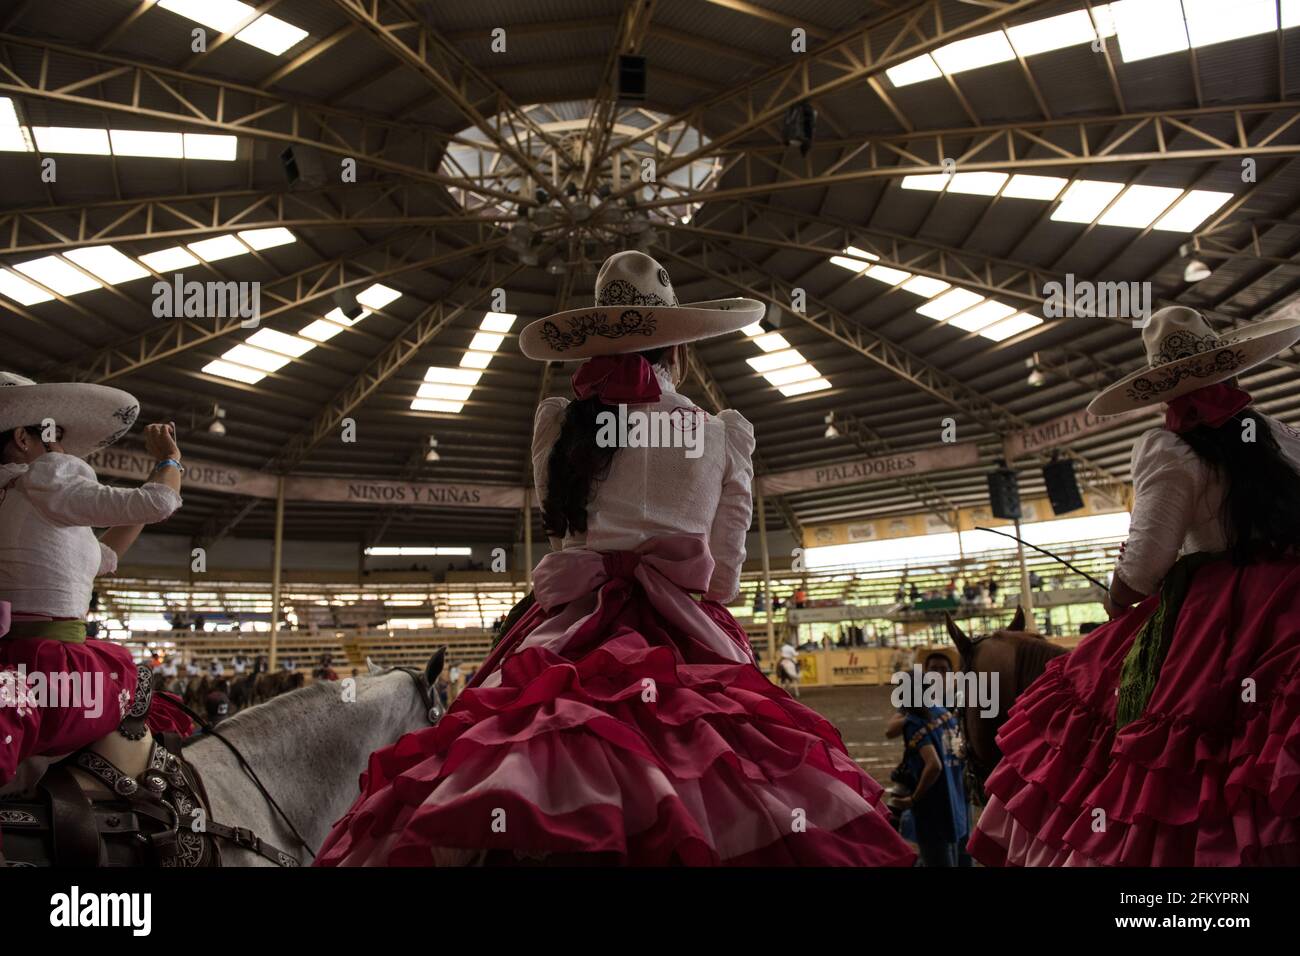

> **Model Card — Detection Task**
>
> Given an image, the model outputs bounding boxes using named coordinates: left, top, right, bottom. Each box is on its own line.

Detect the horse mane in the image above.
left=1012, top=632, right=1068, bottom=691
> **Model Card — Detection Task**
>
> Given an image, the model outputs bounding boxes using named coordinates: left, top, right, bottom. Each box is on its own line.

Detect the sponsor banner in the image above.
left=89, top=448, right=277, bottom=499
left=758, top=441, right=980, bottom=497
left=284, top=476, right=525, bottom=510
left=1003, top=406, right=1154, bottom=461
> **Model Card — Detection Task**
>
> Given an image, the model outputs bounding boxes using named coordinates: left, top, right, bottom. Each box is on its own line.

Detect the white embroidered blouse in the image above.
left=1114, top=417, right=1300, bottom=596
left=0, top=453, right=182, bottom=618
left=531, top=366, right=755, bottom=603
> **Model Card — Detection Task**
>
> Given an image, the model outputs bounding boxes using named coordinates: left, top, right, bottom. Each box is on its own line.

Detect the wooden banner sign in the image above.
left=757, top=441, right=981, bottom=497
left=88, top=448, right=278, bottom=499
left=1003, top=406, right=1154, bottom=461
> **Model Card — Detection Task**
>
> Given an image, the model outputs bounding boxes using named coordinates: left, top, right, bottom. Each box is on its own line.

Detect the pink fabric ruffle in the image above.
left=316, top=571, right=914, bottom=867
left=970, top=557, right=1300, bottom=867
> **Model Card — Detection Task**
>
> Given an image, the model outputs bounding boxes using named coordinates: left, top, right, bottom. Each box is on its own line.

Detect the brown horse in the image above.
left=944, top=607, right=1070, bottom=803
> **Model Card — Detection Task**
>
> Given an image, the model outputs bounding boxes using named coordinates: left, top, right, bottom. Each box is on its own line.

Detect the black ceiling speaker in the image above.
left=987, top=461, right=1022, bottom=521
left=782, top=101, right=817, bottom=156
left=617, top=54, right=647, bottom=101
left=281, top=145, right=325, bottom=187
left=1043, top=454, right=1085, bottom=515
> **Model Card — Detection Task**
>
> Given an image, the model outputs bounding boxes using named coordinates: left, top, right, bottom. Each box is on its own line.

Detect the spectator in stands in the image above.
left=232, top=654, right=248, bottom=675
left=793, top=587, right=807, bottom=609
left=987, top=578, right=999, bottom=603
left=208, top=658, right=222, bottom=678
left=185, top=658, right=199, bottom=677
left=313, top=653, right=339, bottom=681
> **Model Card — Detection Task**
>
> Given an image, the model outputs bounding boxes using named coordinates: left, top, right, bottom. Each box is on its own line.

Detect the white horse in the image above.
left=3, top=651, right=444, bottom=867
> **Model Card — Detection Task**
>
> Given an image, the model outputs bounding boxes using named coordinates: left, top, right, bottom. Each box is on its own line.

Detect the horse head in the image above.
left=945, top=606, right=1061, bottom=802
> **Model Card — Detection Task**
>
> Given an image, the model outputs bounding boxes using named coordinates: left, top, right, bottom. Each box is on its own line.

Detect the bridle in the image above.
left=957, top=635, right=997, bottom=807
left=175, top=662, right=439, bottom=863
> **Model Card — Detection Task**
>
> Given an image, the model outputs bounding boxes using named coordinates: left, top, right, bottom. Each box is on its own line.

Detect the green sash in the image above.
left=1115, top=551, right=1223, bottom=729
left=3, top=619, right=88, bottom=643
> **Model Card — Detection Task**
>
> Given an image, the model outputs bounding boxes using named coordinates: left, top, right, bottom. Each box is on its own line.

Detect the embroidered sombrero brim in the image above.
left=1088, top=316, right=1300, bottom=416
left=518, top=297, right=765, bottom=360
left=0, top=381, right=140, bottom=458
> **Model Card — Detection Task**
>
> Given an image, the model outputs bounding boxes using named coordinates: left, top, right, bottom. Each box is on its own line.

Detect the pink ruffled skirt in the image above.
left=315, top=565, right=914, bottom=867
left=970, top=556, right=1300, bottom=866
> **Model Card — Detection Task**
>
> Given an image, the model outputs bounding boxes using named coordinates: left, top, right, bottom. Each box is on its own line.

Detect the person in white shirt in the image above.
left=314, top=251, right=915, bottom=867
left=969, top=304, right=1300, bottom=867
left=0, top=372, right=188, bottom=787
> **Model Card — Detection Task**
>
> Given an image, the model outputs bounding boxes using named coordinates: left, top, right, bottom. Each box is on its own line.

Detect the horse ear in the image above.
left=425, top=646, right=447, bottom=686
left=944, top=612, right=973, bottom=657
left=366, top=656, right=384, bottom=676
left=1009, top=606, right=1026, bottom=632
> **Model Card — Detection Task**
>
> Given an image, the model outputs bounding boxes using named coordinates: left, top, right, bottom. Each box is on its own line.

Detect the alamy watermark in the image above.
left=595, top=404, right=705, bottom=459
left=890, top=664, right=1000, bottom=718
left=1043, top=273, right=1153, bottom=328
left=152, top=273, right=261, bottom=328
left=1, top=665, right=115, bottom=719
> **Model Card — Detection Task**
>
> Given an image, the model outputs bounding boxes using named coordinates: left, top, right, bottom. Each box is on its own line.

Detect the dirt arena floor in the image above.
left=797, top=684, right=901, bottom=786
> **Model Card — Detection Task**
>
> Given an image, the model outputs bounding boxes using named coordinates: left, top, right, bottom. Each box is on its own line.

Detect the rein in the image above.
left=957, top=635, right=995, bottom=805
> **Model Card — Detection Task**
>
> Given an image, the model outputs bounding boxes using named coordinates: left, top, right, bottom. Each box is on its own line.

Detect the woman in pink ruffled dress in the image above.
left=970, top=305, right=1300, bottom=866
left=315, top=252, right=914, bottom=866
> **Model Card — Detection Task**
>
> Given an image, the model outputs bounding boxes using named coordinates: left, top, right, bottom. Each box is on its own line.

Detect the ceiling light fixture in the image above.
left=824, top=412, right=840, bottom=439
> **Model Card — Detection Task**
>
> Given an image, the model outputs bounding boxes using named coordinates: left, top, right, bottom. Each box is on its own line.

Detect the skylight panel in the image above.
left=779, top=378, right=831, bottom=397
left=323, top=307, right=367, bottom=327
left=900, top=275, right=951, bottom=298
left=830, top=255, right=871, bottom=273
left=468, top=332, right=504, bottom=352
left=459, top=351, right=492, bottom=369
left=299, top=318, right=347, bottom=342
left=14, top=256, right=102, bottom=295
left=886, top=54, right=942, bottom=87
left=417, top=383, right=474, bottom=403
left=946, top=172, right=1009, bottom=196
left=1051, top=180, right=1125, bottom=223
left=843, top=246, right=879, bottom=261
left=187, top=235, right=249, bottom=262
left=158, top=0, right=255, bottom=34
left=139, top=246, right=200, bottom=273
left=742, top=322, right=765, bottom=337
left=0, top=98, right=33, bottom=152
left=1285, top=0, right=1300, bottom=29
left=746, top=349, right=805, bottom=373
left=479, top=312, right=517, bottom=332
left=63, top=246, right=149, bottom=284
left=1001, top=174, right=1068, bottom=200
left=1007, top=10, right=1102, bottom=57
left=222, top=343, right=291, bottom=373
left=1151, top=189, right=1233, bottom=232
left=236, top=14, right=309, bottom=55
left=762, top=364, right=819, bottom=387
left=357, top=284, right=402, bottom=310
left=947, top=299, right=1016, bottom=332
left=1183, top=0, right=1276, bottom=48
left=753, top=333, right=791, bottom=352
left=31, top=127, right=111, bottom=155
left=237, top=227, right=295, bottom=250
left=1096, top=184, right=1182, bottom=228
left=917, top=288, right=983, bottom=320
left=864, top=265, right=912, bottom=285
left=183, top=133, right=238, bottom=161
left=109, top=130, right=183, bottom=158
left=424, top=367, right=483, bottom=386
left=981, top=312, right=1044, bottom=342
left=202, top=359, right=265, bottom=384
left=901, top=174, right=949, bottom=192
left=1109, top=0, right=1190, bottom=62
left=411, top=398, right=465, bottom=413
left=0, top=269, right=54, bottom=305
left=246, top=328, right=314, bottom=357
left=932, top=31, right=1017, bottom=75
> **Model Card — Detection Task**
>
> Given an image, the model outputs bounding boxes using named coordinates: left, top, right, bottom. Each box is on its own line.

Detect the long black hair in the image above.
left=541, top=346, right=672, bottom=538
left=1178, top=405, right=1300, bottom=564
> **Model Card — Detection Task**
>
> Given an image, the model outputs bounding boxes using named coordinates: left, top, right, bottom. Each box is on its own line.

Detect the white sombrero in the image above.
left=518, top=251, right=764, bottom=360
left=1088, top=304, right=1300, bottom=416
left=0, top=371, right=140, bottom=458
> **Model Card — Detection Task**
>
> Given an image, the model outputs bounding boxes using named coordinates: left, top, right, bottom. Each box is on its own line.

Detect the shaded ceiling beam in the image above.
left=0, top=34, right=518, bottom=205
left=597, top=0, right=1053, bottom=199
left=657, top=238, right=1130, bottom=509
left=0, top=181, right=513, bottom=255
left=331, top=0, right=578, bottom=189
left=580, top=0, right=656, bottom=195
left=50, top=234, right=507, bottom=382
left=639, top=99, right=1300, bottom=208
left=257, top=23, right=361, bottom=89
